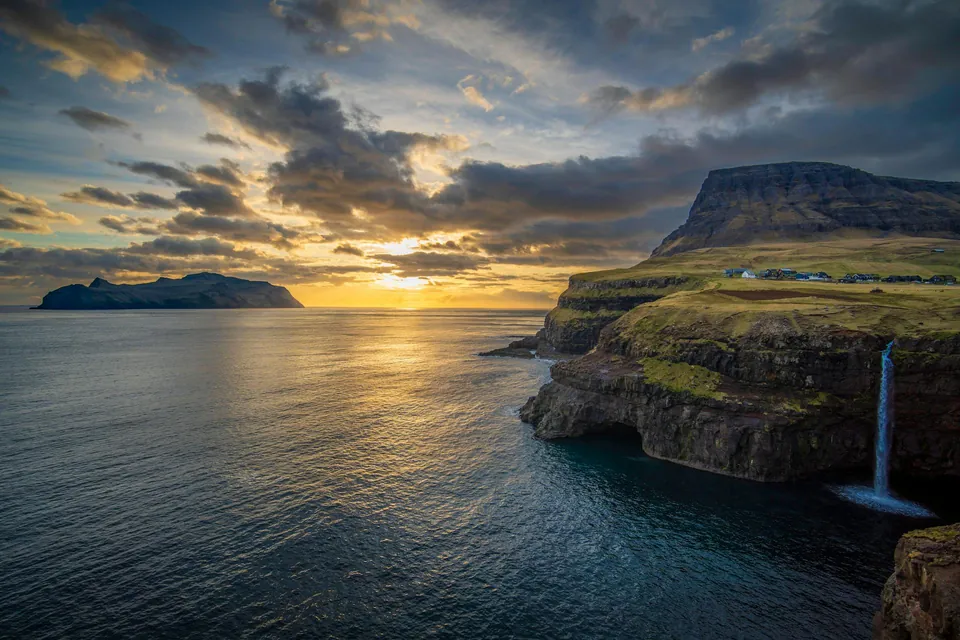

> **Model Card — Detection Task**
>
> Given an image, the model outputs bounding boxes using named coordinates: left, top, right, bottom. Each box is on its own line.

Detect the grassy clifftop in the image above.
left=542, top=237, right=960, bottom=354
left=575, top=237, right=960, bottom=283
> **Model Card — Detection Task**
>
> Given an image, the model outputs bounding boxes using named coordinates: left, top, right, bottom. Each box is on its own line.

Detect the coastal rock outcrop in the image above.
left=521, top=290, right=960, bottom=481
left=874, top=524, right=960, bottom=640
left=34, top=272, right=304, bottom=309
left=516, top=162, right=960, bottom=482
left=652, top=162, right=960, bottom=258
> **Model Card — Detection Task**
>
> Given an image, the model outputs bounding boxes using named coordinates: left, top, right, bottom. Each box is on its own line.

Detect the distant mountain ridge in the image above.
left=34, top=272, right=303, bottom=309
left=652, top=162, right=960, bottom=257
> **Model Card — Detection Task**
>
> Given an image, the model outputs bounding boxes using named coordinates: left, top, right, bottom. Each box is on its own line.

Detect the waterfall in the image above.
left=831, top=340, right=933, bottom=516
left=874, top=341, right=895, bottom=497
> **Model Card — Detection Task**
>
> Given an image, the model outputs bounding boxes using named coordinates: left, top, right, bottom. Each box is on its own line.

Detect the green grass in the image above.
left=640, top=357, right=726, bottom=400
left=573, top=237, right=960, bottom=283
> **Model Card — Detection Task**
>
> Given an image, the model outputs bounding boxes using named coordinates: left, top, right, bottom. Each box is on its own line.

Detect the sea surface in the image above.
left=0, top=308, right=951, bottom=639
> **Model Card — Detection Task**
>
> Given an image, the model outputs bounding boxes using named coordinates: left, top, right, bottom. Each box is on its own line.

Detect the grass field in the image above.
left=551, top=237, right=960, bottom=343
left=576, top=237, right=960, bottom=283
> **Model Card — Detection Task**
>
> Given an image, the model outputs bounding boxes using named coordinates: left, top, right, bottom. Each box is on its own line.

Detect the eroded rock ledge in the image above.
left=521, top=299, right=960, bottom=481
left=874, top=524, right=960, bottom=640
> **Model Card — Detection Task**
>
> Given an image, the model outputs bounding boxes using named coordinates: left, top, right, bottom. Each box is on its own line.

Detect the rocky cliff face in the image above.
left=874, top=524, right=960, bottom=640
left=35, top=272, right=304, bottom=309
left=539, top=276, right=696, bottom=354
left=522, top=297, right=960, bottom=481
left=652, top=162, right=960, bottom=258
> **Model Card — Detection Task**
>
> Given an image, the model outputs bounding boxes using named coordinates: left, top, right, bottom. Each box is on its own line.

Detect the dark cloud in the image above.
left=99, top=214, right=162, bottom=235
left=192, top=70, right=466, bottom=234
left=59, top=106, right=132, bottom=132
left=200, top=132, right=250, bottom=149
left=589, top=0, right=960, bottom=116
left=126, top=236, right=261, bottom=260
left=0, top=86, right=10, bottom=100
left=194, top=162, right=244, bottom=187
left=0, top=216, right=50, bottom=233
left=333, top=243, right=364, bottom=256
left=62, top=186, right=178, bottom=210
left=161, top=212, right=311, bottom=250
left=130, top=192, right=179, bottom=210
left=62, top=186, right=135, bottom=208
left=604, top=13, right=642, bottom=44
left=0, top=0, right=206, bottom=82
left=115, top=160, right=200, bottom=188
left=372, top=251, right=488, bottom=277
left=270, top=0, right=409, bottom=56
left=175, top=184, right=255, bottom=217
left=93, top=4, right=211, bottom=68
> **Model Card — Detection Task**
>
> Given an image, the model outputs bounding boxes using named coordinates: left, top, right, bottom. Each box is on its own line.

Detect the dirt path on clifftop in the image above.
left=719, top=289, right=858, bottom=302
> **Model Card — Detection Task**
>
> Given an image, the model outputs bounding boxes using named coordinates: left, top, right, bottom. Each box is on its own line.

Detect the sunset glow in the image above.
left=1, top=0, right=957, bottom=307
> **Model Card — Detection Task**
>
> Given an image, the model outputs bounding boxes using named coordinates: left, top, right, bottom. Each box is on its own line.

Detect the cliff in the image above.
left=521, top=284, right=960, bottom=481
left=652, top=162, right=960, bottom=258
left=874, top=523, right=960, bottom=640
left=517, top=162, right=960, bottom=482
left=34, top=273, right=304, bottom=309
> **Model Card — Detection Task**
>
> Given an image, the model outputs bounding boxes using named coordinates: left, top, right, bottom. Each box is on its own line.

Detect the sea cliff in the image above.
left=518, top=162, right=960, bottom=482
left=874, top=523, right=960, bottom=640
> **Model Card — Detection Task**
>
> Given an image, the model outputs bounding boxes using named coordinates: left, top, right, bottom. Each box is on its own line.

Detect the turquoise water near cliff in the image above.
left=0, top=308, right=948, bottom=639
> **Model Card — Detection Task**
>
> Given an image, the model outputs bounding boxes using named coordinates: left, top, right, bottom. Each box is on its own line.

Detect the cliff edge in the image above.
left=874, top=524, right=960, bottom=640
left=652, top=162, right=960, bottom=258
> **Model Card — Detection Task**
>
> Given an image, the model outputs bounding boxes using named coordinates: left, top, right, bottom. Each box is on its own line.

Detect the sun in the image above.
left=376, top=275, right=426, bottom=290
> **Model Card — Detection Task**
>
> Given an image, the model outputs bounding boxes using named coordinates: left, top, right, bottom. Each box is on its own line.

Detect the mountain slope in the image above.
left=34, top=273, right=304, bottom=309
left=652, top=162, right=960, bottom=258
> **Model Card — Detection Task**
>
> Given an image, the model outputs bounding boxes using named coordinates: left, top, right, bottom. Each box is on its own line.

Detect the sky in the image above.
left=0, top=0, right=958, bottom=307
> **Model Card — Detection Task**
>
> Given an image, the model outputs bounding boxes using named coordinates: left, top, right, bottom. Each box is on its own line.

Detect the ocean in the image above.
left=0, top=308, right=947, bottom=639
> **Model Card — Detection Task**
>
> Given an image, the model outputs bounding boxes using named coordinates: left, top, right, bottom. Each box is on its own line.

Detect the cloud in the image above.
left=333, top=243, right=365, bottom=256
left=200, top=132, right=251, bottom=150
left=59, top=106, right=132, bottom=133
left=115, top=161, right=200, bottom=189
left=62, top=186, right=136, bottom=208
left=0, top=184, right=80, bottom=223
left=269, top=0, right=417, bottom=56
left=0, top=86, right=10, bottom=100
left=92, top=4, right=211, bottom=68
left=126, top=236, right=261, bottom=260
left=193, top=69, right=468, bottom=232
left=372, top=251, right=488, bottom=277
left=0, top=0, right=206, bottom=83
left=161, top=212, right=312, bottom=250
left=131, top=192, right=179, bottom=210
left=99, top=214, right=163, bottom=235
left=691, top=26, right=734, bottom=52
left=457, top=76, right=494, bottom=111
left=588, top=0, right=960, bottom=116
left=175, top=184, right=255, bottom=217
left=0, top=216, right=50, bottom=234
left=194, top=162, right=245, bottom=187
left=62, top=186, right=178, bottom=211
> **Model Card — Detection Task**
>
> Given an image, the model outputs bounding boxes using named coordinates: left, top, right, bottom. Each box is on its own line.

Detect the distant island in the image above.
left=33, top=272, right=304, bottom=310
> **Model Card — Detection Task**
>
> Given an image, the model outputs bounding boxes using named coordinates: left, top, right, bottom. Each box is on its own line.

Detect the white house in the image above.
left=742, top=270, right=757, bottom=279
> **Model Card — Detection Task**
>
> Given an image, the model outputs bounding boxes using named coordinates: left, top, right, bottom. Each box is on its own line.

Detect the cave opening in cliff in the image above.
left=590, top=421, right=643, bottom=442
